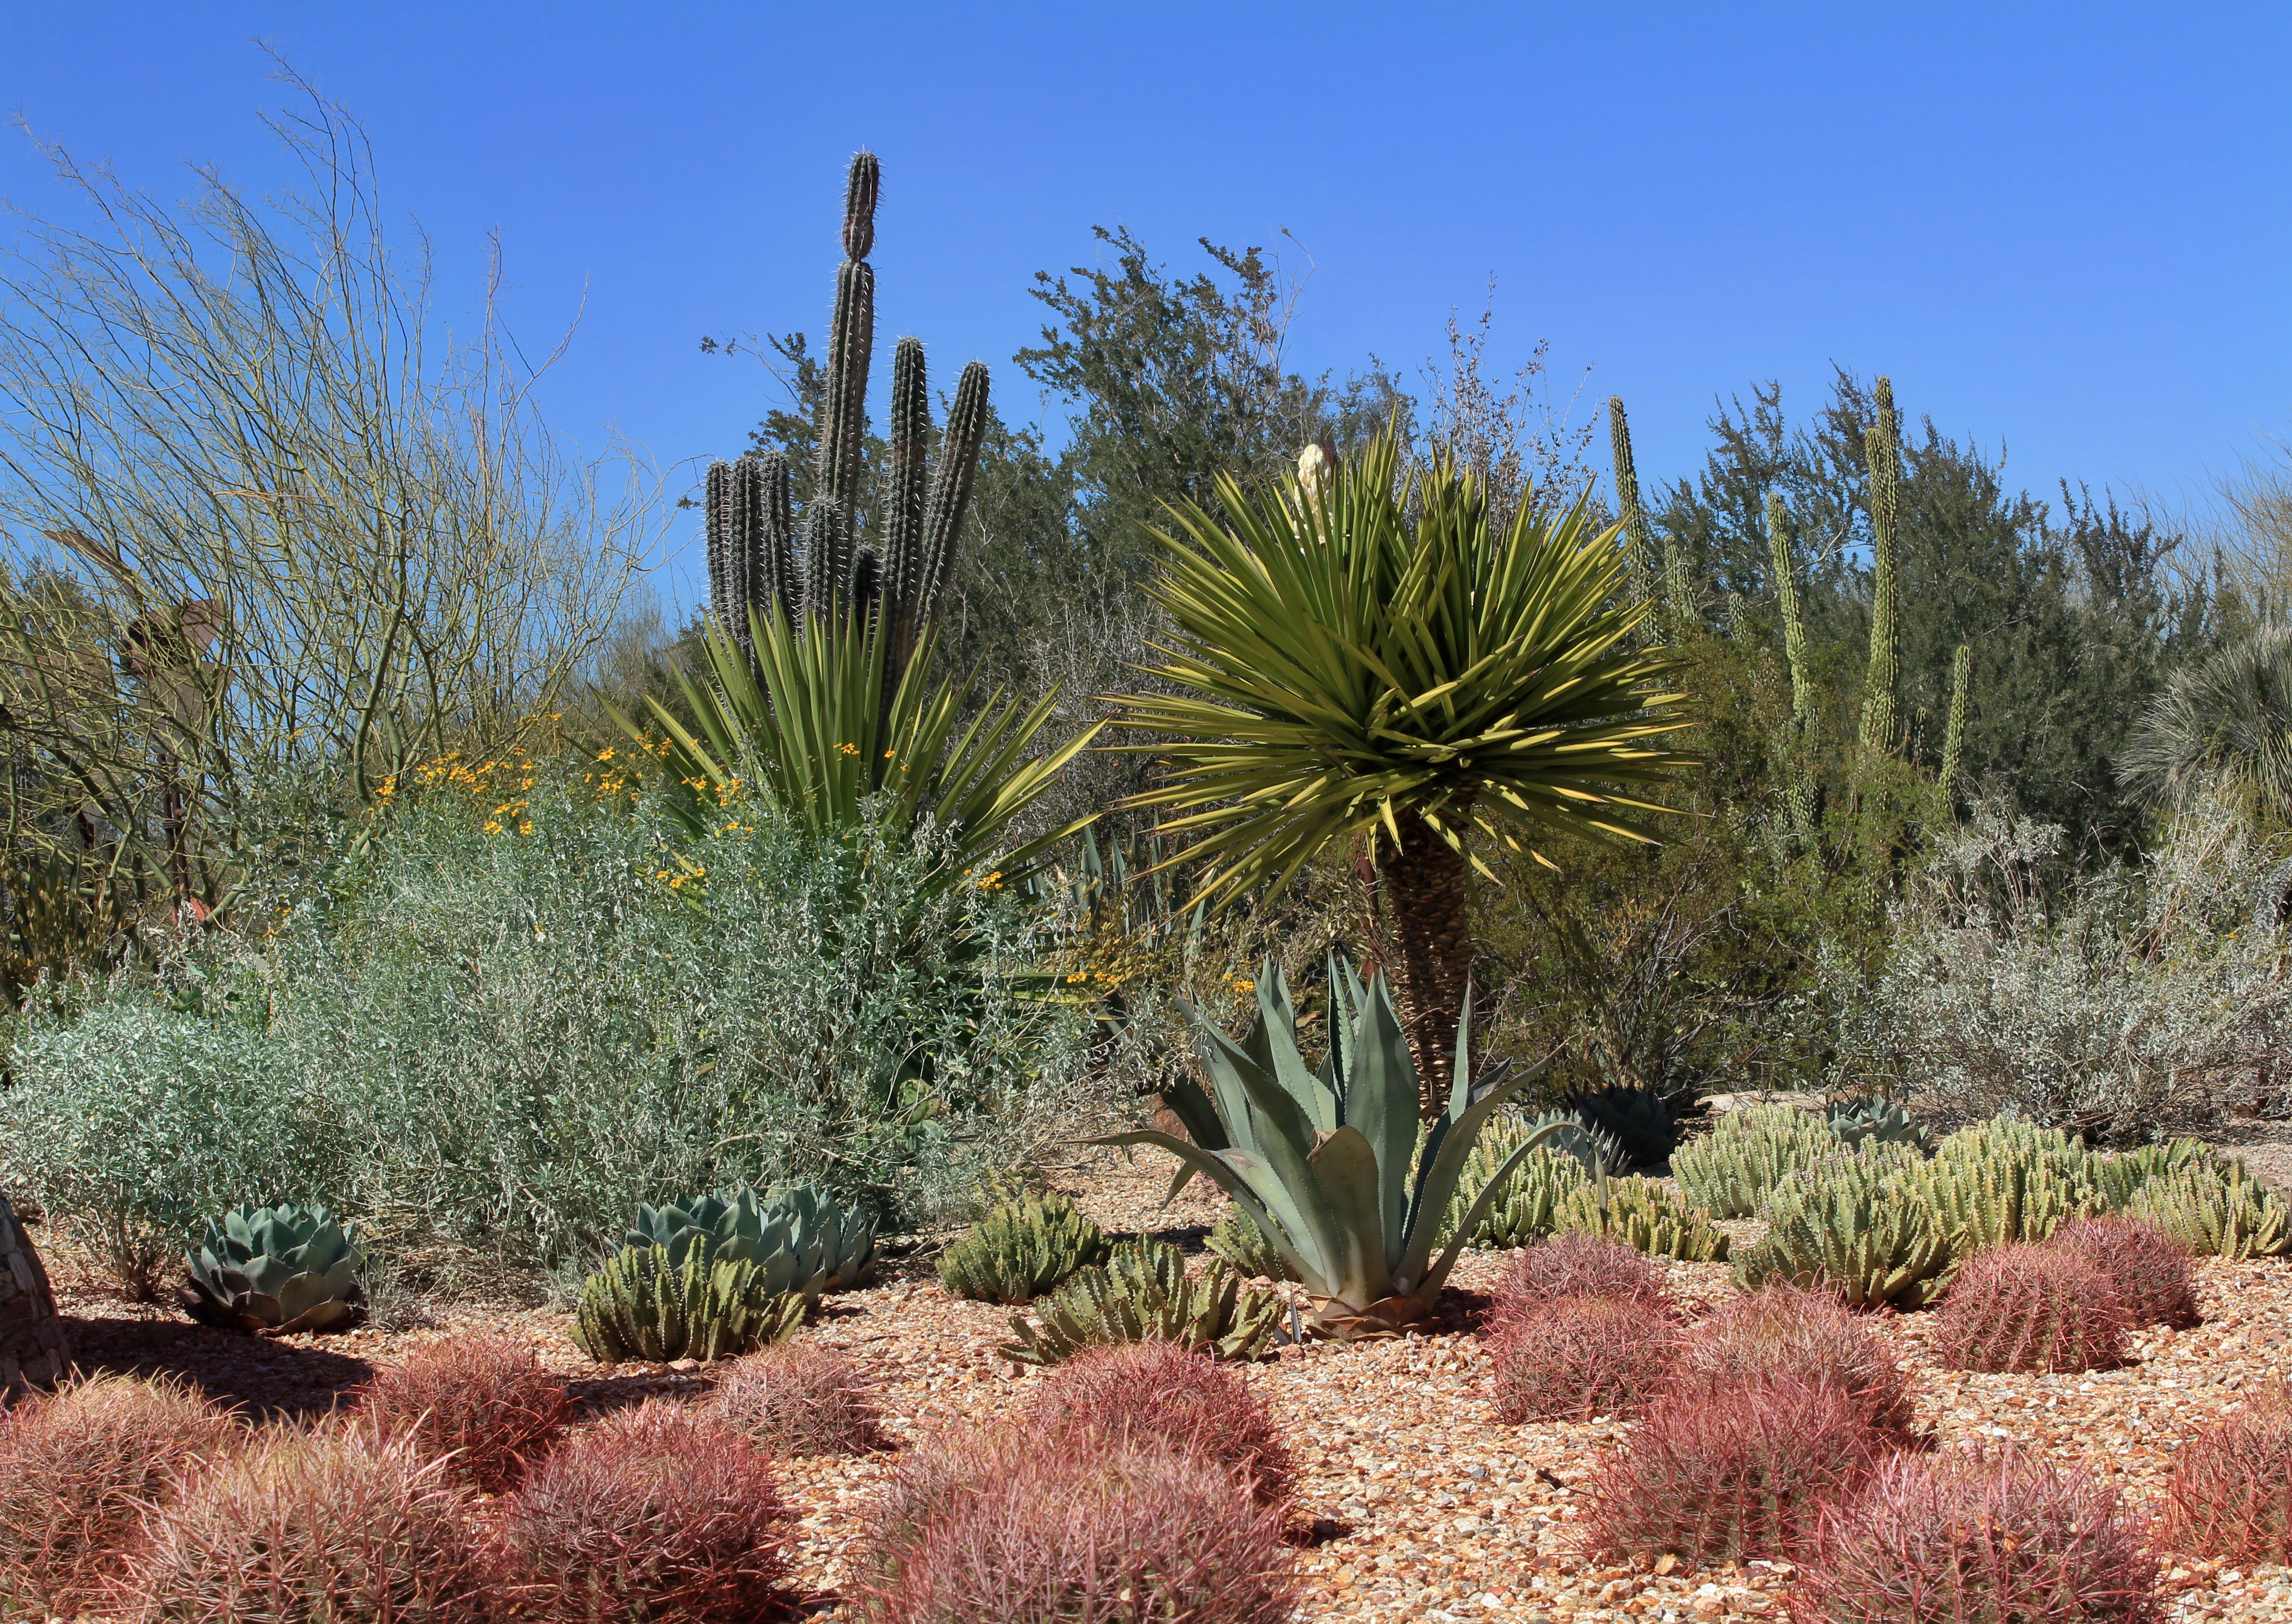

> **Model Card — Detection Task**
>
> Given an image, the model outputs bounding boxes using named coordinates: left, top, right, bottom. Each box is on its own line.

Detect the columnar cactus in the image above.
left=1857, top=375, right=1903, bottom=754
left=701, top=152, right=991, bottom=700
left=1608, top=395, right=1659, bottom=617
left=1938, top=641, right=1972, bottom=803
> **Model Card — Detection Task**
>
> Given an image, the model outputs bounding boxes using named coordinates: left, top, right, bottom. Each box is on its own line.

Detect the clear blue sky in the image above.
left=3, top=4, right=2286, bottom=609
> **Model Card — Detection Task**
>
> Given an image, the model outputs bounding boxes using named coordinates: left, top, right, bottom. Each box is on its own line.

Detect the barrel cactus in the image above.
left=180, top=1204, right=365, bottom=1335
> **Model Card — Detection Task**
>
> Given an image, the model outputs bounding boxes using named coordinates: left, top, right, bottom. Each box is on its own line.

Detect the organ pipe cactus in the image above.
left=181, top=1204, right=366, bottom=1334
left=1097, top=954, right=1562, bottom=1335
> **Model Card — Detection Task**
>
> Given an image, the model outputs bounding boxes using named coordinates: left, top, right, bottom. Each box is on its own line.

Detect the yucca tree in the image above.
left=1110, top=435, right=1691, bottom=1120
left=2118, top=625, right=2292, bottom=818
left=626, top=604, right=1098, bottom=893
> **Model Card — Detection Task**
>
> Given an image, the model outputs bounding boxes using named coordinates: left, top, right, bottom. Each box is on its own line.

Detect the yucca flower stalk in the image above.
left=1109, top=434, right=1691, bottom=1119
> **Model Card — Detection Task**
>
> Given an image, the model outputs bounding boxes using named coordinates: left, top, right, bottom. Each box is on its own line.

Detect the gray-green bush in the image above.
left=0, top=775, right=1092, bottom=1292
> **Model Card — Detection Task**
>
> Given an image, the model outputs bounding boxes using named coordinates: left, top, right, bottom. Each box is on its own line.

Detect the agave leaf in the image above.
left=1397, top=1060, right=1551, bottom=1288
left=1343, top=973, right=1419, bottom=1266
left=1088, top=1131, right=1321, bottom=1287
left=1307, top=1126, right=1392, bottom=1303
left=1242, top=960, right=1339, bottom=1132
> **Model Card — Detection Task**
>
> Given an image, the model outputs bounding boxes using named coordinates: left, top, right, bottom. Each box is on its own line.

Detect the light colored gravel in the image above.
left=34, top=1144, right=2292, bottom=1621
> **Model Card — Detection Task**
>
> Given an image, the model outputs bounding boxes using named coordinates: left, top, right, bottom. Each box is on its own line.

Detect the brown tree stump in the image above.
left=0, top=1193, right=69, bottom=1404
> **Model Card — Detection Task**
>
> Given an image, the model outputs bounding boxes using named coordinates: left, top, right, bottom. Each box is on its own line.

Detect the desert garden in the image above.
left=2, top=113, right=2291, bottom=1624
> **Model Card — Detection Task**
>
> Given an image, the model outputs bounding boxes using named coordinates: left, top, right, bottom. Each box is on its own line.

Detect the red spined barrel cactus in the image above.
left=1490, top=1294, right=1680, bottom=1423
left=1932, top=1243, right=2128, bottom=1374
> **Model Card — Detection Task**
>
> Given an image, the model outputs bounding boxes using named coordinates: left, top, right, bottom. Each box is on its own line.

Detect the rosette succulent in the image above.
left=181, top=1203, right=365, bottom=1334
left=626, top=1183, right=876, bottom=1296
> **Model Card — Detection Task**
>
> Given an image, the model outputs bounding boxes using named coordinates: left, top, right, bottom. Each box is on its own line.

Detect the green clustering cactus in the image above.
left=1555, top=1176, right=1729, bottom=1262
left=1000, top=1239, right=1284, bottom=1367
left=1733, top=1147, right=1955, bottom=1309
left=1672, top=1103, right=1845, bottom=1219
left=1901, top=1119, right=2103, bottom=1255
left=1205, top=1206, right=1300, bottom=1283
left=1448, top=1142, right=1596, bottom=1250
left=937, top=1193, right=1111, bottom=1304
left=2091, top=1137, right=2215, bottom=1210
left=572, top=1243, right=807, bottom=1363
left=2130, top=1160, right=2291, bottom=1259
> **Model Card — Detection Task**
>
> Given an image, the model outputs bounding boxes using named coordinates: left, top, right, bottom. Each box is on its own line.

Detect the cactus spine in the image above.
left=1857, top=375, right=1903, bottom=754
left=1938, top=642, right=1971, bottom=804
left=702, top=151, right=991, bottom=699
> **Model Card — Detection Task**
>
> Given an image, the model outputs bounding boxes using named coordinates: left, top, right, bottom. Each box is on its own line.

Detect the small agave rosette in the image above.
left=181, top=1203, right=366, bottom=1334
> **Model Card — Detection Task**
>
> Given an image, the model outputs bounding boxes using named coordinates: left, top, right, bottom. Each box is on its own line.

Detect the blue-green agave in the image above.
left=1097, top=955, right=1561, bottom=1335
left=625, top=1184, right=876, bottom=1295
left=181, top=1203, right=365, bottom=1334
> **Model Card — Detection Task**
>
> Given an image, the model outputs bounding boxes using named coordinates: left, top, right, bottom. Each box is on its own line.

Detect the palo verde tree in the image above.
left=1111, top=435, right=1691, bottom=1121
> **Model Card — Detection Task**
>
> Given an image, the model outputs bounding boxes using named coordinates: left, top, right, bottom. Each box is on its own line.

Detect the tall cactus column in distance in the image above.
left=696, top=151, right=991, bottom=714
left=1857, top=375, right=1904, bottom=755
left=0, top=1193, right=68, bottom=1405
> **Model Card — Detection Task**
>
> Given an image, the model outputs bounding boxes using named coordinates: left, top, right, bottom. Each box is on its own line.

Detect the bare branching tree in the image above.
left=0, top=68, right=656, bottom=924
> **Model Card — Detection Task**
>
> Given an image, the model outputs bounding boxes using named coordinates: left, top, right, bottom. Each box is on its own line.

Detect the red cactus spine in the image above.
left=2050, top=1215, right=2198, bottom=1329
left=356, top=1333, right=571, bottom=1493
left=1491, top=1232, right=1669, bottom=1335
left=2159, top=1392, right=2292, bottom=1563
left=1024, top=1338, right=1293, bottom=1505
left=1932, top=1243, right=2129, bottom=1374
left=1490, top=1294, right=1680, bottom=1423
left=709, top=1340, right=889, bottom=1458
left=1671, top=1286, right=1921, bottom=1442
left=1794, top=1448, right=2161, bottom=1623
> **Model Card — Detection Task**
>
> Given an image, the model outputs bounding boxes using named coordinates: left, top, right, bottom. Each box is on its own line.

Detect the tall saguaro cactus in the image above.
left=1608, top=395, right=1658, bottom=615
left=1938, top=642, right=1972, bottom=805
left=1767, top=491, right=1816, bottom=838
left=1857, top=375, right=1903, bottom=754
left=699, top=152, right=991, bottom=700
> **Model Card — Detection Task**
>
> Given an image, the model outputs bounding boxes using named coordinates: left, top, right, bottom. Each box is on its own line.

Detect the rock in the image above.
left=0, top=1193, right=70, bottom=1404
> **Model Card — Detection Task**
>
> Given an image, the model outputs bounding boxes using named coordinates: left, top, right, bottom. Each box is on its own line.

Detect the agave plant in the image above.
left=1110, top=434, right=1689, bottom=1118
left=1096, top=954, right=1562, bottom=1335
left=181, top=1203, right=365, bottom=1334
left=625, top=1184, right=876, bottom=1296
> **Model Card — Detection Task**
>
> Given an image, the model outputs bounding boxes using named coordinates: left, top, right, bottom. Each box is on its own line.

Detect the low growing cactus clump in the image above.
left=1206, top=1206, right=1300, bottom=1282
left=1555, top=1175, right=1730, bottom=1261
left=572, top=1242, right=808, bottom=1363
left=851, top=1428, right=1296, bottom=1624
left=936, top=1192, right=1110, bottom=1304
left=1579, top=1374, right=1890, bottom=1562
left=2157, top=1390, right=2292, bottom=1563
left=1490, top=1231, right=1670, bottom=1333
left=1001, top=1238, right=1282, bottom=1365
left=1671, top=1102, right=1845, bottom=1218
left=1932, top=1243, right=2128, bottom=1374
left=1733, top=1146, right=1955, bottom=1309
left=1671, top=1287, right=1921, bottom=1442
left=2128, top=1159, right=2291, bottom=1259
left=1905, top=1120, right=2102, bottom=1255
left=1798, top=1449, right=2161, bottom=1624
left=1490, top=1294, right=1681, bottom=1423
left=2050, top=1215, right=2198, bottom=1328
left=0, top=1373, right=244, bottom=1619
left=490, top=1401, right=792, bottom=1624
left=709, top=1340, right=889, bottom=1457
left=123, top=1428, right=489, bottom=1624
left=354, top=1334, right=571, bottom=1493
left=1446, top=1136, right=1595, bottom=1249
left=1025, top=1339, right=1293, bottom=1505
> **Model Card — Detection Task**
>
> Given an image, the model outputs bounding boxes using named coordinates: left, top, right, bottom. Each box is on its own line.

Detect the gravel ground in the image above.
left=33, top=1144, right=2292, bottom=1623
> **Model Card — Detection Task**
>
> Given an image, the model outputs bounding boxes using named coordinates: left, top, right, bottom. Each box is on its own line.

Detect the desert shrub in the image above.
left=0, top=1373, right=243, bottom=1618
left=1842, top=800, right=2292, bottom=1141
left=490, top=1399, right=791, bottom=1623
left=1490, top=1295, right=1680, bottom=1423
left=850, top=1426, right=1295, bottom=1624
left=2049, top=1216, right=2198, bottom=1328
left=1579, top=1375, right=1890, bottom=1563
left=0, top=782, right=1097, bottom=1289
left=1023, top=1339, right=1292, bottom=1505
left=1798, top=1448, right=2161, bottom=1623
left=355, top=1334, right=571, bottom=1493
left=1672, top=1288, right=1920, bottom=1441
left=2158, top=1391, right=2292, bottom=1563
left=123, top=1427, right=489, bottom=1624
left=1491, top=1232, right=1669, bottom=1334
left=709, top=1340, right=888, bottom=1457
left=1932, top=1244, right=2127, bottom=1374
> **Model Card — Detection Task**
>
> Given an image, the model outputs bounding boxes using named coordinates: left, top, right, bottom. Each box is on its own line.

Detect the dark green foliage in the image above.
left=1562, top=1085, right=1681, bottom=1170
left=572, top=1243, right=809, bottom=1363
left=936, top=1194, right=1111, bottom=1304
left=999, top=1238, right=1284, bottom=1366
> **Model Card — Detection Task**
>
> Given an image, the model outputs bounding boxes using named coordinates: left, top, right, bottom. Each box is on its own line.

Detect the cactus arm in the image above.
left=1858, top=375, right=1903, bottom=754
left=915, top=358, right=990, bottom=628
left=1608, top=395, right=1656, bottom=616
left=1938, top=642, right=1971, bottom=803
left=880, top=335, right=933, bottom=680
left=812, top=154, right=879, bottom=528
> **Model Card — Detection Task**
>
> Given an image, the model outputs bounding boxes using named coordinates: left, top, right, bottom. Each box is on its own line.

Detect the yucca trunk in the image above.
left=1, top=1194, right=69, bottom=1401
left=1376, top=800, right=1475, bottom=1122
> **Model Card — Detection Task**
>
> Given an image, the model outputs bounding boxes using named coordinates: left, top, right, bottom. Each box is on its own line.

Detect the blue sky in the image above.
left=2, top=4, right=2286, bottom=609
